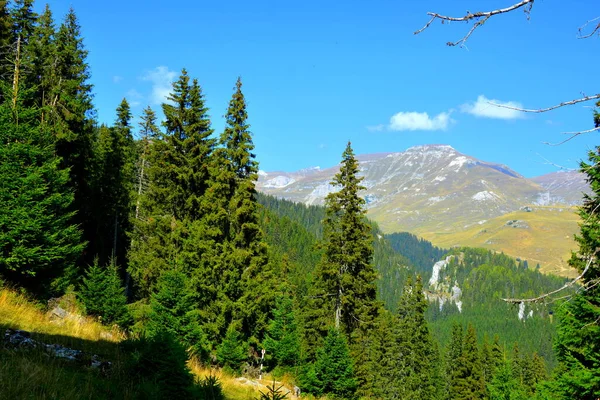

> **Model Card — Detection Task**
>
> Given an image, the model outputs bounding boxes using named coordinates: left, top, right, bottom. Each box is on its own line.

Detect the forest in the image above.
left=0, top=1, right=599, bottom=399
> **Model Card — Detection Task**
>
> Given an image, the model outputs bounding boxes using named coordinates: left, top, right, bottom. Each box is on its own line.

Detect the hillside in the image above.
left=258, top=144, right=586, bottom=276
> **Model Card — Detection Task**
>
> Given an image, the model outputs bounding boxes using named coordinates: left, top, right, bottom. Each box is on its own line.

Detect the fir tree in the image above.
left=10, top=0, right=36, bottom=42
left=216, top=322, right=248, bottom=374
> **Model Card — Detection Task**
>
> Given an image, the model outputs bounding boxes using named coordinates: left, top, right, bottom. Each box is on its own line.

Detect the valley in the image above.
left=258, top=144, right=587, bottom=277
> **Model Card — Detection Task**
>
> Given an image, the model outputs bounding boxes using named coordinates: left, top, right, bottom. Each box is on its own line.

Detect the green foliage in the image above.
left=547, top=146, right=600, bottom=399
left=216, top=323, right=248, bottom=374
left=147, top=270, right=207, bottom=358
left=79, top=258, right=129, bottom=326
left=310, top=328, right=357, bottom=398
left=264, top=295, right=300, bottom=367
left=122, top=331, right=199, bottom=399
left=386, top=231, right=447, bottom=278
left=0, top=85, right=84, bottom=294
left=258, top=381, right=288, bottom=400
left=314, top=141, right=379, bottom=338
left=488, top=360, right=528, bottom=400
left=198, top=374, right=225, bottom=400
left=451, top=323, right=486, bottom=400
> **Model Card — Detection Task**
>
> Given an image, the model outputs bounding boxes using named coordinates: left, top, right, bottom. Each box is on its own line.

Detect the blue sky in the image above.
left=38, top=0, right=599, bottom=177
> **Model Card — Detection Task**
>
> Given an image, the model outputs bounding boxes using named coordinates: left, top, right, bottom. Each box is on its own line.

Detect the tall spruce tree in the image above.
left=549, top=137, right=600, bottom=399
left=10, top=0, right=36, bottom=43
left=0, top=81, right=83, bottom=294
left=52, top=8, right=95, bottom=268
left=392, top=275, right=437, bottom=399
left=312, top=141, right=379, bottom=338
left=129, top=70, right=215, bottom=297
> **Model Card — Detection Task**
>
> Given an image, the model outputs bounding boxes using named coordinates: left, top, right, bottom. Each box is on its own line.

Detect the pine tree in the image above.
left=216, top=322, right=248, bottom=374
left=314, top=141, right=379, bottom=338
left=0, top=81, right=84, bottom=294
left=10, top=0, right=36, bottom=42
left=446, top=322, right=464, bottom=397
left=488, top=360, right=528, bottom=400
left=0, top=2, right=12, bottom=82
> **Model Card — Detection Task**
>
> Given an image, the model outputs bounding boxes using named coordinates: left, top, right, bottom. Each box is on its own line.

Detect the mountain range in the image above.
left=257, top=144, right=589, bottom=277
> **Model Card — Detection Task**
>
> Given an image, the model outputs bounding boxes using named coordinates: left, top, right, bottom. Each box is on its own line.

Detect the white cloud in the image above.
left=460, top=95, right=524, bottom=120
left=388, top=111, right=452, bottom=131
left=142, top=66, right=177, bottom=105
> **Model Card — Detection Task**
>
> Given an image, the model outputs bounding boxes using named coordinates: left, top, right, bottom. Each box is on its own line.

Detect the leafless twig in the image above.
left=414, top=0, right=535, bottom=47
left=502, top=256, right=593, bottom=304
left=578, top=16, right=600, bottom=39
left=489, top=94, right=600, bottom=113
left=542, top=127, right=600, bottom=146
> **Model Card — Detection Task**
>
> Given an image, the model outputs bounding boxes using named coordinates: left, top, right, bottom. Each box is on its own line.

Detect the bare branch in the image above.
left=542, top=127, right=600, bottom=146
left=578, top=16, right=600, bottom=39
left=414, top=0, right=535, bottom=47
left=489, top=94, right=600, bottom=113
left=502, top=256, right=593, bottom=304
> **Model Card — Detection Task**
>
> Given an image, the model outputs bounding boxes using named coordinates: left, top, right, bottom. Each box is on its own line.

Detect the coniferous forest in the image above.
left=1, top=1, right=599, bottom=399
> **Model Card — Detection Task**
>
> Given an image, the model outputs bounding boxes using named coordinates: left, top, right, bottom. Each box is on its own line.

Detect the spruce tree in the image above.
left=79, top=258, right=129, bottom=326
left=313, top=141, right=379, bottom=338
left=550, top=142, right=600, bottom=399
left=10, top=0, right=36, bottom=42
left=391, top=275, right=436, bottom=399
left=312, top=328, right=357, bottom=398
left=0, top=2, right=12, bottom=84
left=452, top=323, right=486, bottom=400
left=0, top=81, right=83, bottom=294
left=264, top=294, right=301, bottom=368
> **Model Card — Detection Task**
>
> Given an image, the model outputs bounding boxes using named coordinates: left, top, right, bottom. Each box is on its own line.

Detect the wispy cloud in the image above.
left=388, top=111, right=452, bottom=131
left=142, top=66, right=177, bottom=105
left=366, top=124, right=385, bottom=132
left=126, top=89, right=143, bottom=107
left=460, top=95, right=524, bottom=120
left=113, top=75, right=123, bottom=84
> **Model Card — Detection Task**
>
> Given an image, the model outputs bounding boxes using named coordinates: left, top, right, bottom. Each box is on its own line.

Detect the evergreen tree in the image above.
left=391, top=275, right=436, bottom=399
left=312, top=328, right=357, bottom=398
left=0, top=1, right=12, bottom=84
left=264, top=294, right=301, bottom=368
left=216, top=322, right=248, bottom=374
left=51, top=8, right=95, bottom=268
left=446, top=323, right=464, bottom=397
left=79, top=258, right=129, bottom=326
left=451, top=324, right=486, bottom=400
left=147, top=270, right=207, bottom=358
left=10, top=0, right=36, bottom=42
left=0, top=82, right=83, bottom=294
left=313, top=141, right=379, bottom=338
left=129, top=70, right=214, bottom=297
left=549, top=137, right=600, bottom=399
left=488, top=360, right=528, bottom=400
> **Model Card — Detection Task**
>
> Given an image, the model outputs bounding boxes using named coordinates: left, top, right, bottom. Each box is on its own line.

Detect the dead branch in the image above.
left=542, top=126, right=600, bottom=146
left=502, top=256, right=593, bottom=304
left=489, top=94, right=600, bottom=113
left=414, top=0, right=535, bottom=47
left=578, top=16, right=600, bottom=39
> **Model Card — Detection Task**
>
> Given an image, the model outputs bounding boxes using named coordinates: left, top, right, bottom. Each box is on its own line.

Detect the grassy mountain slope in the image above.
left=419, top=206, right=579, bottom=277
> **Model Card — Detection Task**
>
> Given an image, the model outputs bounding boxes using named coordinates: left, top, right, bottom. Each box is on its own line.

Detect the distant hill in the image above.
left=257, top=144, right=584, bottom=276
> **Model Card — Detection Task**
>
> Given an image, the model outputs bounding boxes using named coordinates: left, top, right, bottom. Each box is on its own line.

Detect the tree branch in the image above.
left=502, top=256, right=593, bottom=304
left=578, top=16, right=600, bottom=39
left=414, top=0, right=535, bottom=47
left=489, top=94, right=600, bottom=113
left=542, top=127, right=600, bottom=147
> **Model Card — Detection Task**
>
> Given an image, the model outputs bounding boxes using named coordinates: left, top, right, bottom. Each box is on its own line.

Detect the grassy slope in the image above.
left=414, top=207, right=580, bottom=278
left=0, top=287, right=294, bottom=400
